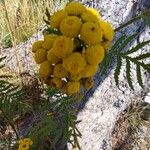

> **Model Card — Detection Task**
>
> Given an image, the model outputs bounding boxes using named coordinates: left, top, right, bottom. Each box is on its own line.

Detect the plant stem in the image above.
left=115, top=15, right=142, bottom=32
left=0, top=108, right=20, bottom=140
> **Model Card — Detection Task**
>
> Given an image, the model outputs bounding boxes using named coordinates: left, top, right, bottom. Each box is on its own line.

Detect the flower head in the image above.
left=60, top=16, right=82, bottom=38
left=47, top=51, right=61, bottom=64
left=18, top=138, right=33, bottom=150
left=85, top=44, right=105, bottom=65
left=65, top=2, right=86, bottom=16
left=51, top=10, right=68, bottom=28
left=53, top=64, right=68, bottom=78
left=39, top=61, right=52, bottom=78
left=63, top=52, right=86, bottom=75
left=32, top=41, right=44, bottom=53
left=82, top=78, right=94, bottom=90
left=81, top=7, right=100, bottom=23
left=100, top=20, right=114, bottom=41
left=81, top=64, right=98, bottom=77
left=69, top=73, right=82, bottom=81
left=34, top=49, right=47, bottom=64
left=66, top=81, right=80, bottom=95
left=52, top=36, right=73, bottom=58
left=42, top=35, right=57, bottom=50
left=80, top=22, right=102, bottom=45
left=51, top=77, right=63, bottom=88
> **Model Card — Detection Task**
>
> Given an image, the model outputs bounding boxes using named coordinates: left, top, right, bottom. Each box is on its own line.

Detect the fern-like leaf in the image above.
left=134, top=53, right=150, bottom=60
left=126, top=59, right=134, bottom=90
left=124, top=40, right=150, bottom=55
left=114, top=56, right=122, bottom=85
left=141, top=9, right=150, bottom=27
left=136, top=65, right=144, bottom=88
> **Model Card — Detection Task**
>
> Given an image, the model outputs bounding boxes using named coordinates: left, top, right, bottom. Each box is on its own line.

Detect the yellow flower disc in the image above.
left=32, top=41, right=44, bottom=53
left=65, top=2, right=86, bottom=16
left=53, top=64, right=68, bottom=78
left=69, top=73, right=82, bottom=81
left=39, top=61, right=52, bottom=78
left=80, top=22, right=102, bottom=45
left=85, top=44, right=105, bottom=65
left=66, top=81, right=80, bottom=95
left=100, top=20, right=114, bottom=41
left=101, top=41, right=112, bottom=50
left=51, top=10, right=68, bottom=28
left=81, top=7, right=100, bottom=23
left=83, top=78, right=94, bottom=90
left=51, top=36, right=73, bottom=58
left=60, top=16, right=82, bottom=38
left=81, top=64, right=98, bottom=77
left=42, top=35, right=57, bottom=50
left=63, top=52, right=86, bottom=75
left=47, top=50, right=61, bottom=64
left=51, top=77, right=63, bottom=88
left=34, top=49, right=47, bottom=64
left=18, top=138, right=33, bottom=150
left=44, top=34, right=57, bottom=41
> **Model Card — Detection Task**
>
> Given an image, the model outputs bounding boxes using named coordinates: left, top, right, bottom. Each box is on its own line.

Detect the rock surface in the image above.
left=0, top=0, right=150, bottom=150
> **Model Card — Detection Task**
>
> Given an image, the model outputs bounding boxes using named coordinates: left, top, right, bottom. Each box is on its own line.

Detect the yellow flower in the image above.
left=85, top=44, right=105, bottom=65
left=101, top=41, right=112, bottom=50
left=42, top=35, right=57, bottom=50
left=18, top=138, right=33, bottom=150
left=39, top=61, right=52, bottom=78
left=65, top=2, right=86, bottom=16
left=100, top=20, right=114, bottom=41
left=44, top=34, right=57, bottom=41
left=69, top=73, right=82, bottom=81
left=66, top=81, right=80, bottom=95
left=34, top=49, right=47, bottom=64
left=32, top=41, right=44, bottom=53
left=81, top=7, right=100, bottom=23
left=81, top=64, right=98, bottom=77
left=63, top=52, right=86, bottom=75
left=82, top=78, right=94, bottom=90
left=51, top=77, right=63, bottom=88
left=53, top=64, right=68, bottom=78
left=51, top=36, right=73, bottom=58
left=80, top=22, right=102, bottom=45
left=60, top=16, right=82, bottom=38
left=50, top=10, right=68, bottom=28
left=47, top=50, right=61, bottom=64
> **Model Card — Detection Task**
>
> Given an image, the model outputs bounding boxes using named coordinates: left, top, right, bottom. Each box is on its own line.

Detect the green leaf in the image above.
left=124, top=40, right=150, bottom=55
left=45, top=7, right=51, bottom=20
left=141, top=9, right=150, bottom=27
left=126, top=59, right=134, bottom=90
left=134, top=53, right=150, bottom=60
left=0, top=56, right=6, bottom=62
left=114, top=56, right=122, bottom=85
left=43, top=28, right=62, bottom=36
left=136, top=65, right=144, bottom=88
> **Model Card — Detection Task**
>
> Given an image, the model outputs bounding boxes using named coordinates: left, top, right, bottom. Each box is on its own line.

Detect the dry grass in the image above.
left=0, top=0, right=55, bottom=48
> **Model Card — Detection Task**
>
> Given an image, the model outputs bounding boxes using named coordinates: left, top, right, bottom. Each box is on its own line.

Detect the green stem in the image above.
left=115, top=15, right=142, bottom=32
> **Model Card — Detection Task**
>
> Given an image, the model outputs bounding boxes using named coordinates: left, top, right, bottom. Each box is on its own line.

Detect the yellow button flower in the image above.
left=18, top=138, right=33, bottom=150
left=51, top=36, right=73, bottom=58
left=51, top=10, right=68, bottom=28
left=101, top=41, right=112, bottom=50
left=82, top=78, right=94, bottom=90
left=85, top=45, right=105, bottom=65
left=47, top=50, right=61, bottom=64
left=81, top=64, right=98, bottom=77
left=39, top=61, right=52, bottom=78
left=44, top=34, right=58, bottom=41
left=60, top=16, right=82, bottom=38
left=42, top=35, right=57, bottom=50
left=66, top=81, right=80, bottom=95
left=65, top=2, right=86, bottom=16
left=80, top=22, right=102, bottom=45
left=53, top=64, right=68, bottom=78
left=69, top=73, right=82, bottom=81
left=100, top=20, right=114, bottom=41
left=81, top=7, right=100, bottom=23
left=63, top=52, right=86, bottom=75
left=51, top=77, right=63, bottom=88
left=32, top=40, right=44, bottom=53
left=34, top=49, right=47, bottom=64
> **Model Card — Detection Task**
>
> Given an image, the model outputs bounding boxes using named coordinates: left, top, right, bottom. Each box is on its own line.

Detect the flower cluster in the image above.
left=32, top=2, right=114, bottom=95
left=18, top=138, right=33, bottom=150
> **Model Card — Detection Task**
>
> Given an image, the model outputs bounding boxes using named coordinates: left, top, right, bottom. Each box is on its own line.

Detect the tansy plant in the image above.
left=0, top=2, right=150, bottom=150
